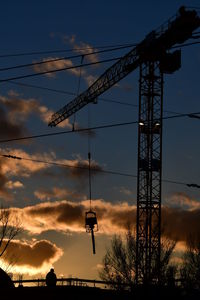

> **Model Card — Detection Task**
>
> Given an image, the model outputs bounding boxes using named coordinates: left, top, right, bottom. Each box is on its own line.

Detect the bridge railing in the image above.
left=13, top=277, right=130, bottom=289
left=13, top=277, right=183, bottom=289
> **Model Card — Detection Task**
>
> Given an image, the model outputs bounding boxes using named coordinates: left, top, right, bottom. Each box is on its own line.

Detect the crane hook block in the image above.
left=85, top=210, right=98, bottom=233
left=85, top=210, right=98, bottom=254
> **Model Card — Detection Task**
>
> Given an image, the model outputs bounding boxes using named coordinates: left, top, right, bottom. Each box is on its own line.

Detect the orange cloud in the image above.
left=84, top=74, right=97, bottom=86
left=0, top=148, right=57, bottom=200
left=73, top=42, right=99, bottom=64
left=0, top=105, right=27, bottom=140
left=9, top=200, right=136, bottom=235
left=0, top=93, right=39, bottom=122
left=5, top=181, right=24, bottom=190
left=162, top=206, right=200, bottom=242
left=0, top=148, right=103, bottom=200
left=33, top=35, right=99, bottom=87
left=62, top=34, right=99, bottom=64
left=33, top=57, right=85, bottom=78
left=34, top=187, right=85, bottom=201
left=0, top=92, right=72, bottom=129
left=0, top=148, right=56, bottom=177
left=66, top=155, right=103, bottom=179
left=166, top=192, right=200, bottom=210
left=33, top=55, right=97, bottom=88
left=39, top=105, right=71, bottom=128
left=1, top=239, right=63, bottom=275
left=119, top=186, right=132, bottom=196
left=7, top=198, right=200, bottom=243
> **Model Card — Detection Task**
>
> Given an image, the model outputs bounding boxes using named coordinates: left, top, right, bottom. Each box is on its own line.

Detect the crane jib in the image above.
left=48, top=7, right=200, bottom=127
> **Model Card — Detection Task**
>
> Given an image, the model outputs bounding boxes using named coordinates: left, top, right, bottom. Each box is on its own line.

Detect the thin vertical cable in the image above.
left=88, top=95, right=92, bottom=210
left=73, top=55, right=84, bottom=130
left=88, top=151, right=92, bottom=210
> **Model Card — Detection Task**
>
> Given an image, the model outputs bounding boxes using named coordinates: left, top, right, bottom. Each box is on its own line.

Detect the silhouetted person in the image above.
left=46, top=268, right=57, bottom=287
left=179, top=6, right=186, bottom=16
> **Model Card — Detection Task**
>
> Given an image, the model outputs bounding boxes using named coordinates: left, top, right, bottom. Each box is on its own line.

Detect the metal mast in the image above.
left=48, top=7, right=200, bottom=285
left=136, top=61, right=163, bottom=284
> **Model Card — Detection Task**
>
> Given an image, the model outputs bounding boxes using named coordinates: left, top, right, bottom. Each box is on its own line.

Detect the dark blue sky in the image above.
left=0, top=0, right=199, bottom=278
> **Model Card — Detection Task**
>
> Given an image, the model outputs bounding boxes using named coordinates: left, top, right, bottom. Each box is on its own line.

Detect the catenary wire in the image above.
left=7, top=80, right=179, bottom=113
left=0, top=38, right=199, bottom=73
left=0, top=111, right=199, bottom=144
left=4, top=80, right=140, bottom=108
left=0, top=18, right=198, bottom=59
left=0, top=43, right=136, bottom=59
left=0, top=38, right=199, bottom=114
left=0, top=44, right=136, bottom=72
left=1, top=153, right=199, bottom=188
left=0, top=56, right=122, bottom=83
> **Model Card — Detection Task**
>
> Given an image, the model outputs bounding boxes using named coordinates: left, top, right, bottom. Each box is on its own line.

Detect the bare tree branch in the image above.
left=0, top=206, right=21, bottom=258
left=99, top=227, right=176, bottom=288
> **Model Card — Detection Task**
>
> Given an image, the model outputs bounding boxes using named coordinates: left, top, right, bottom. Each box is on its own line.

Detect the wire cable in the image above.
left=0, top=120, right=138, bottom=143
left=1, top=153, right=199, bottom=188
left=6, top=79, right=182, bottom=114
left=6, top=80, right=139, bottom=107
left=87, top=95, right=92, bottom=210
left=5, top=78, right=183, bottom=116
left=0, top=111, right=199, bottom=144
left=0, top=43, right=136, bottom=59
left=0, top=44, right=136, bottom=72
left=0, top=153, right=138, bottom=177
left=0, top=56, right=122, bottom=83
left=7, top=79, right=140, bottom=109
left=73, top=55, right=84, bottom=130
left=0, top=38, right=199, bottom=79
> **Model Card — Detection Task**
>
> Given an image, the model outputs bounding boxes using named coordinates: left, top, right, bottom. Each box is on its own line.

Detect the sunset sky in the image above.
left=0, top=0, right=200, bottom=279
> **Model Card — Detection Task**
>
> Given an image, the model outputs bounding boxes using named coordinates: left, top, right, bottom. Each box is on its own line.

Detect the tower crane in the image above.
left=48, top=6, right=200, bottom=284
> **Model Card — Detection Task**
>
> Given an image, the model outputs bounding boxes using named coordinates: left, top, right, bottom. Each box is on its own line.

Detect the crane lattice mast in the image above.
left=48, top=7, right=200, bottom=284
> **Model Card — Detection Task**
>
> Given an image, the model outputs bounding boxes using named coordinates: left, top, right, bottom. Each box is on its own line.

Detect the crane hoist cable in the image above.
left=88, top=103, right=92, bottom=210
left=85, top=99, right=98, bottom=255
left=72, top=55, right=84, bottom=130
left=72, top=54, right=98, bottom=254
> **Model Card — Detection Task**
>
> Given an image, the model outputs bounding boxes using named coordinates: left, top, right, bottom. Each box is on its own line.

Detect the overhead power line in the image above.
left=1, top=153, right=199, bottom=189
left=0, top=38, right=198, bottom=114
left=0, top=43, right=136, bottom=59
left=0, top=36, right=200, bottom=75
left=6, top=79, right=181, bottom=114
left=0, top=44, right=136, bottom=72
left=0, top=56, right=122, bottom=83
left=188, top=113, right=200, bottom=119
left=8, top=80, right=76, bottom=95
left=1, top=154, right=137, bottom=178
left=0, top=24, right=198, bottom=60
left=0, top=120, right=138, bottom=143
left=7, top=80, right=138, bottom=108
left=0, top=111, right=199, bottom=144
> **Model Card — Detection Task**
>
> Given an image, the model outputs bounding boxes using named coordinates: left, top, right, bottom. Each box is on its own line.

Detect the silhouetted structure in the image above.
left=45, top=268, right=57, bottom=287
left=85, top=152, right=98, bottom=255
left=0, top=268, right=14, bottom=288
left=7, top=276, right=200, bottom=299
left=48, top=6, right=200, bottom=285
left=85, top=210, right=98, bottom=254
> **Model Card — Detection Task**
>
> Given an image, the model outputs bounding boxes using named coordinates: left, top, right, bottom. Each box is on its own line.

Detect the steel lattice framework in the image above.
left=136, top=61, right=163, bottom=284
